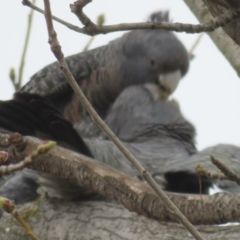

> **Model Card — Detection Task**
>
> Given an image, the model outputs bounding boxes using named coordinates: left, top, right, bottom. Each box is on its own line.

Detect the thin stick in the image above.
left=12, top=210, right=40, bottom=240
left=42, top=1, right=204, bottom=239
left=188, top=33, right=204, bottom=59
left=17, top=0, right=36, bottom=90
left=82, top=37, right=94, bottom=52
left=0, top=197, right=40, bottom=240
left=22, top=0, right=240, bottom=36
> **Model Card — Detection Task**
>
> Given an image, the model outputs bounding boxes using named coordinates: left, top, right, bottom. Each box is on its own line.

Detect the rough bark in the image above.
left=184, top=0, right=240, bottom=76
left=1, top=132, right=240, bottom=226
left=0, top=199, right=240, bottom=240
left=203, top=0, right=240, bottom=45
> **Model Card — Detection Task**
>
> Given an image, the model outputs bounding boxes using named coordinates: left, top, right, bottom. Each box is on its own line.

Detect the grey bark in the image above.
left=203, top=0, right=240, bottom=45
left=0, top=199, right=240, bottom=240
left=1, top=132, right=240, bottom=226
left=184, top=0, right=240, bottom=77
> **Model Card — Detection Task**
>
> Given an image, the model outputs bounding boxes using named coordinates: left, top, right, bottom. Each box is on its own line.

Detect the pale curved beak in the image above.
left=158, top=69, right=181, bottom=95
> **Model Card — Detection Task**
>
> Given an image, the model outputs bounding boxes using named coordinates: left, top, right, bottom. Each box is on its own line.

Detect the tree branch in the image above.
left=0, top=134, right=55, bottom=175
left=184, top=0, right=240, bottom=77
left=21, top=0, right=240, bottom=36
left=203, top=0, right=240, bottom=45
left=17, top=0, right=36, bottom=90
left=1, top=200, right=240, bottom=240
left=41, top=1, right=205, bottom=239
left=0, top=197, right=40, bottom=240
left=2, top=132, right=240, bottom=225
left=196, top=155, right=240, bottom=185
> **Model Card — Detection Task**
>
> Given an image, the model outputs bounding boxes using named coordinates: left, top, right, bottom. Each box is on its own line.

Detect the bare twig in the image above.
left=82, top=37, right=94, bottom=52
left=1, top=132, right=240, bottom=225
left=211, top=155, right=240, bottom=185
left=41, top=1, right=204, bottom=239
left=22, top=0, right=240, bottom=36
left=9, top=68, right=16, bottom=89
left=196, top=156, right=240, bottom=186
left=70, top=0, right=94, bottom=27
left=188, top=33, right=204, bottom=60
left=17, top=0, right=36, bottom=90
left=196, top=163, right=228, bottom=180
left=0, top=197, right=40, bottom=240
left=82, top=13, right=105, bottom=52
left=0, top=139, right=56, bottom=175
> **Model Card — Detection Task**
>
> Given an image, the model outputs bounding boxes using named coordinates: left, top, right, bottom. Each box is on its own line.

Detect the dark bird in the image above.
left=1, top=85, right=240, bottom=204
left=0, top=93, right=94, bottom=203
left=1, top=12, right=238, bottom=202
left=0, top=93, right=93, bottom=158
left=94, top=84, right=240, bottom=193
left=0, top=89, right=197, bottom=202
left=19, top=11, right=189, bottom=127
left=0, top=10, right=191, bottom=203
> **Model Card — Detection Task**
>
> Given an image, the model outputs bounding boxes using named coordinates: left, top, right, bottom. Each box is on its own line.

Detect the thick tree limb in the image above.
left=1, top=131, right=240, bottom=225
left=184, top=0, right=240, bottom=77
left=1, top=200, right=240, bottom=240
left=203, top=0, right=240, bottom=45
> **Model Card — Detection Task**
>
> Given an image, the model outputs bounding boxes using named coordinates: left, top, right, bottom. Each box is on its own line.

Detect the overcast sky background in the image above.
left=1, top=1, right=240, bottom=151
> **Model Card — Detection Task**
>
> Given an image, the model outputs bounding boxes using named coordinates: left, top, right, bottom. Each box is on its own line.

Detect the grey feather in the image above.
left=19, top=11, right=189, bottom=122
left=1, top=85, right=240, bottom=203
left=80, top=85, right=240, bottom=193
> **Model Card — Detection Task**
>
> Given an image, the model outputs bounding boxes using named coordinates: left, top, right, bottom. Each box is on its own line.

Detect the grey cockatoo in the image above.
left=0, top=10, right=238, bottom=203
left=19, top=11, right=189, bottom=126
left=92, top=84, right=240, bottom=193
left=0, top=89, right=197, bottom=202
left=0, top=10, right=191, bottom=202
left=0, top=85, right=240, bottom=204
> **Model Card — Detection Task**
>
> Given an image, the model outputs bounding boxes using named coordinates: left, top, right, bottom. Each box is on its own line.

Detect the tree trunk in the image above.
left=1, top=199, right=240, bottom=240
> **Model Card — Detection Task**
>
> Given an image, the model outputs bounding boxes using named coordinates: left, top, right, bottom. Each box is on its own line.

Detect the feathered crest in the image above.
left=148, top=11, right=171, bottom=23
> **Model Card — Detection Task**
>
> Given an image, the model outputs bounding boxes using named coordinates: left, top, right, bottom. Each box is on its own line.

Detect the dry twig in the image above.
left=196, top=163, right=228, bottom=180
left=1, top=132, right=240, bottom=225
left=41, top=0, right=204, bottom=239
left=196, top=156, right=240, bottom=186
left=21, top=0, right=240, bottom=36
left=82, top=13, right=105, bottom=52
left=17, top=0, right=36, bottom=90
left=0, top=134, right=56, bottom=175
left=0, top=197, right=40, bottom=240
left=188, top=33, right=204, bottom=60
left=10, top=0, right=36, bottom=90
left=211, top=155, right=240, bottom=185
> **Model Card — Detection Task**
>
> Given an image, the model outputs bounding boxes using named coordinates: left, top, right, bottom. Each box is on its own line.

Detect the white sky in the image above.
left=1, top=1, right=240, bottom=151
